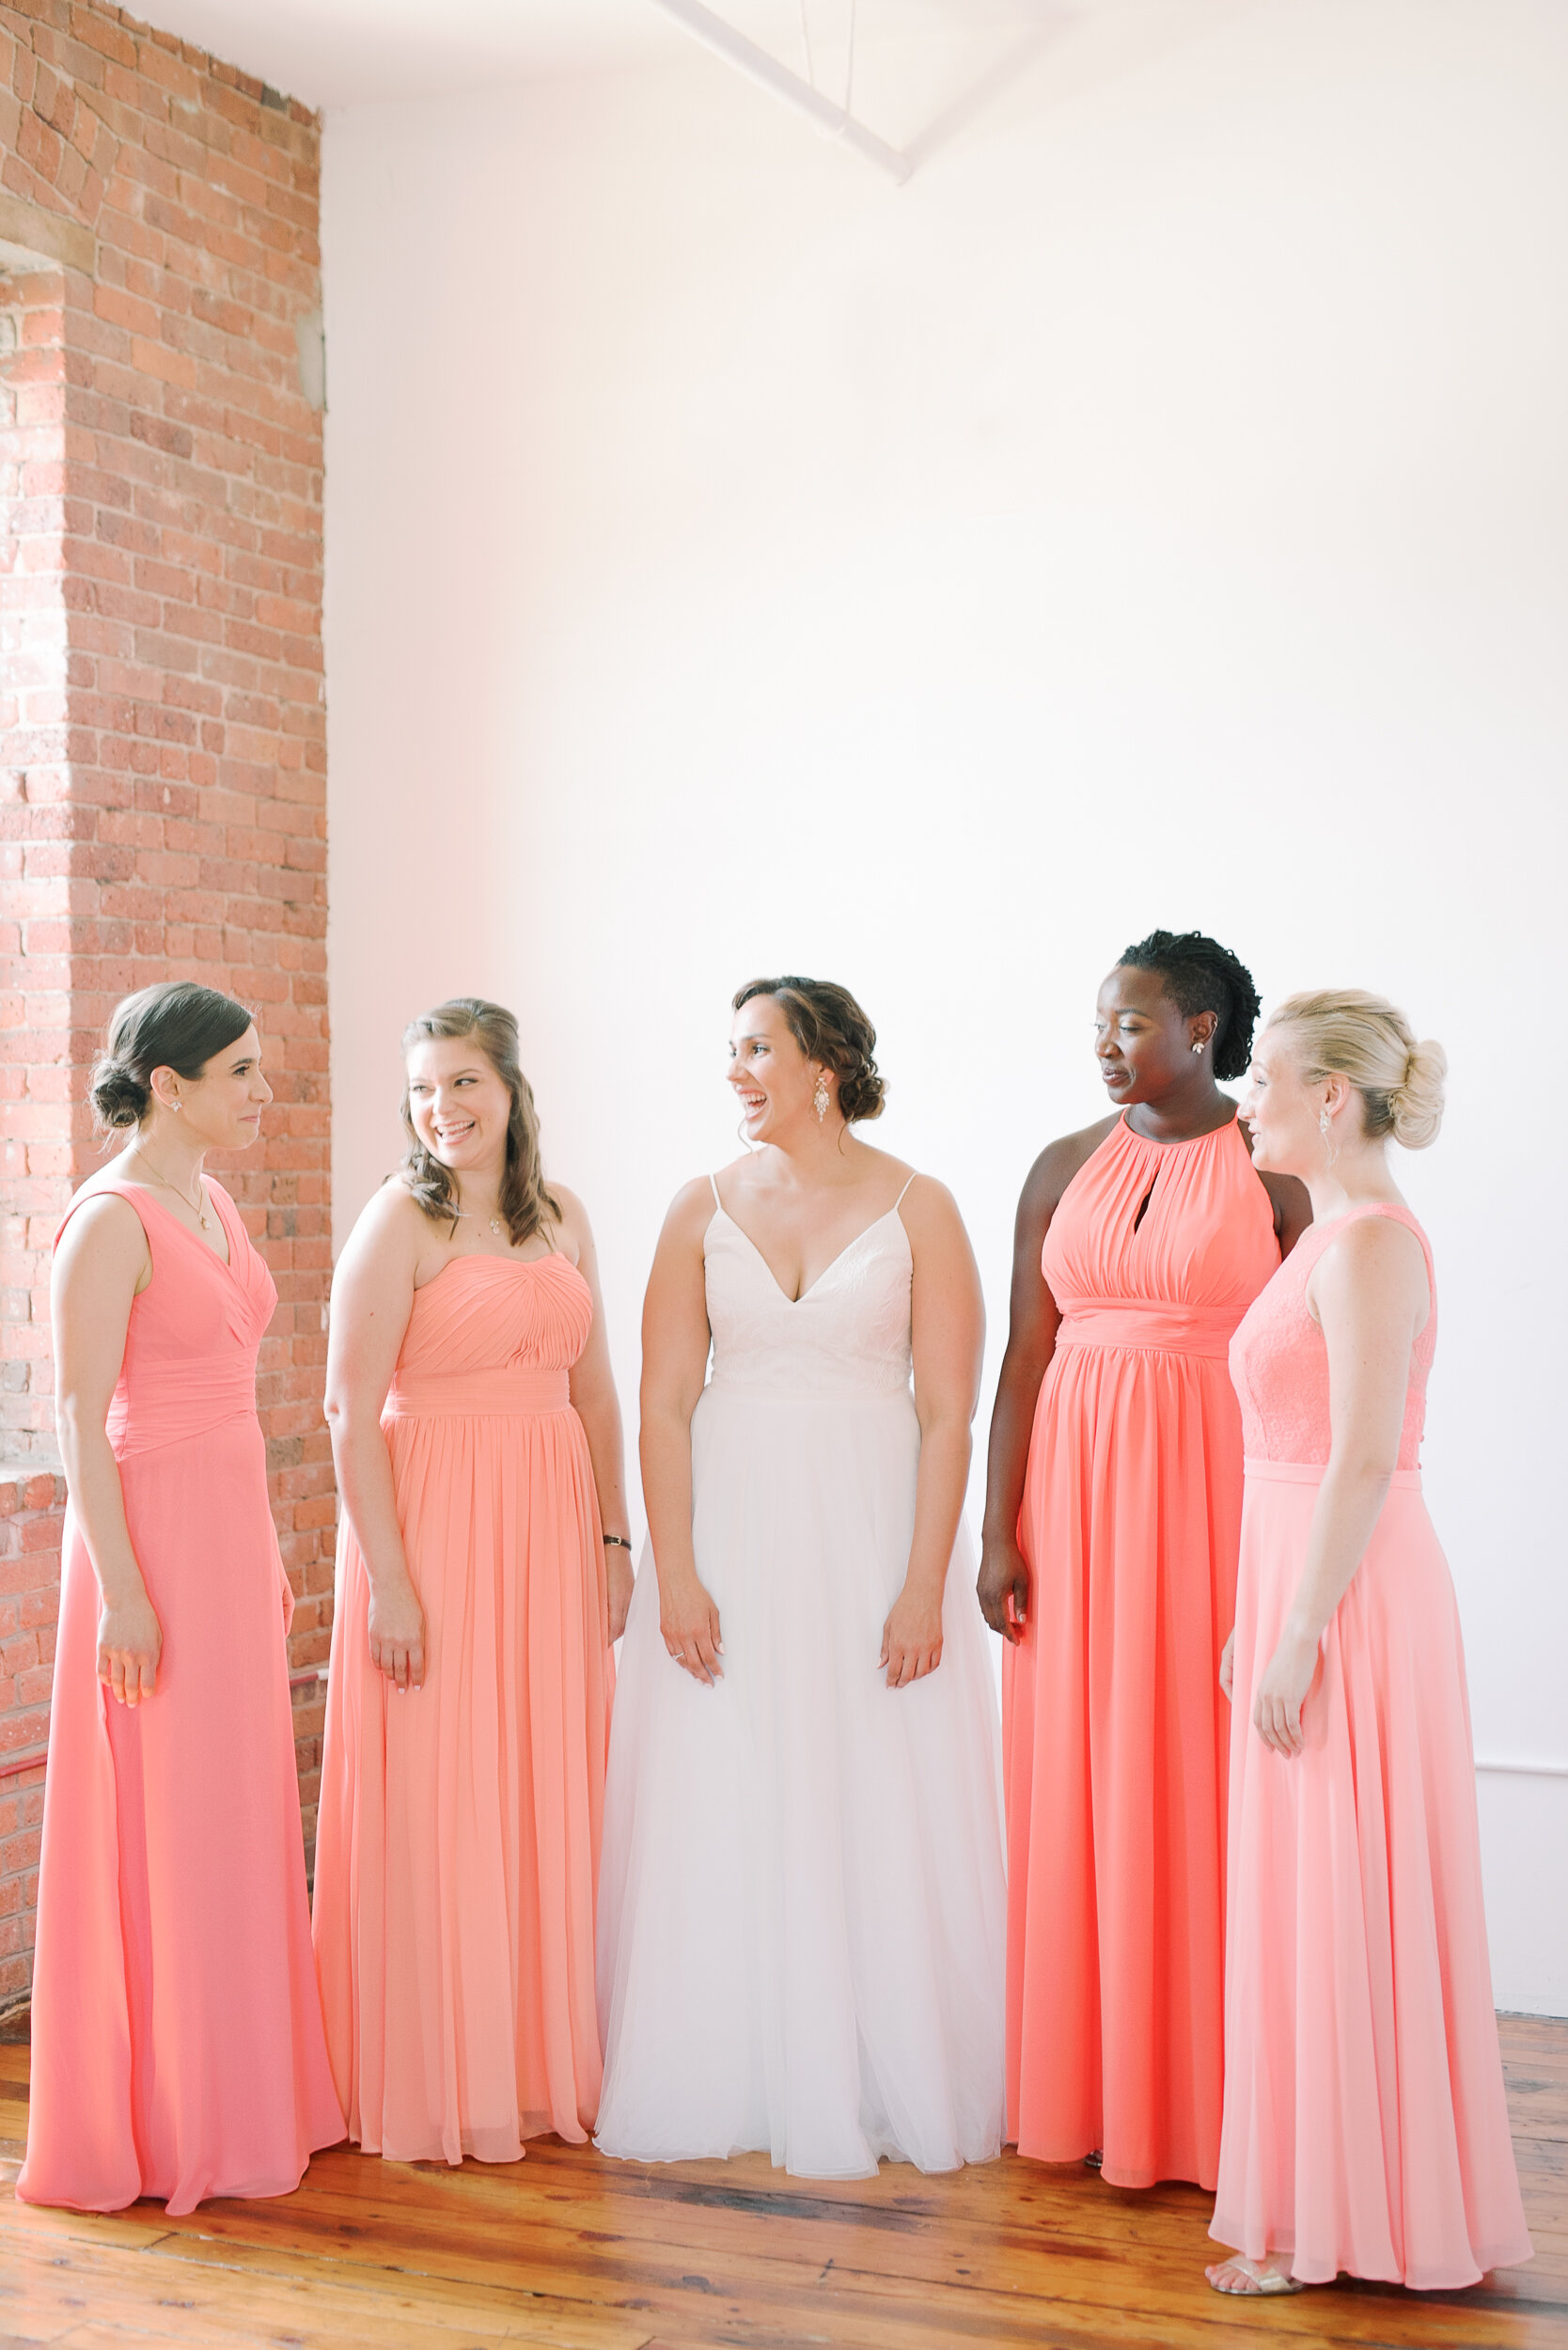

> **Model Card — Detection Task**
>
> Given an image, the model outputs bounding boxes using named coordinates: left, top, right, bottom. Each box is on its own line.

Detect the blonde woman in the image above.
left=1207, top=991, right=1530, bottom=2295
left=313, top=1000, right=632, bottom=2165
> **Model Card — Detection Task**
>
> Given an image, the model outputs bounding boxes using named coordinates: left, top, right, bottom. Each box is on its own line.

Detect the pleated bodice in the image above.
left=385, top=1252, right=592, bottom=1419
left=1042, top=1114, right=1279, bottom=1356
left=98, top=1182, right=277, bottom=1459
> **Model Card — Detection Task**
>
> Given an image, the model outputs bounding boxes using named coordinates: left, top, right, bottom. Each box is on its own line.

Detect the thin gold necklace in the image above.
left=132, top=1143, right=213, bottom=1233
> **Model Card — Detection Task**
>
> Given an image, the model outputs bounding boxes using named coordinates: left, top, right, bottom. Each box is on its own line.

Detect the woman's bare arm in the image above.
left=558, top=1187, right=635, bottom=1640
left=880, top=1179, right=985, bottom=1689
left=639, top=1181, right=722, bottom=1684
left=53, top=1195, right=162, bottom=1706
left=977, top=1124, right=1108, bottom=1640
left=1249, top=1216, right=1429, bottom=1756
left=323, top=1184, right=425, bottom=1690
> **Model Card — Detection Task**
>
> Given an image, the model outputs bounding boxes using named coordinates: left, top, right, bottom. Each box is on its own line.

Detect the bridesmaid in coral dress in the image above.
left=20, top=983, right=343, bottom=2214
left=313, top=999, right=631, bottom=2164
left=1208, top=990, right=1530, bottom=2295
left=980, top=932, right=1310, bottom=2191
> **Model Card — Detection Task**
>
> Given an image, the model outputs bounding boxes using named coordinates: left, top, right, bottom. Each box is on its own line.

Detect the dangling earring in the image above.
left=812, top=1073, right=830, bottom=1123
left=1319, top=1102, right=1339, bottom=1167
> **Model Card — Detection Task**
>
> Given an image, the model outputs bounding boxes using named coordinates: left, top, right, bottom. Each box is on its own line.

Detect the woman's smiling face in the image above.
left=727, top=992, right=824, bottom=1142
left=404, top=1034, right=512, bottom=1177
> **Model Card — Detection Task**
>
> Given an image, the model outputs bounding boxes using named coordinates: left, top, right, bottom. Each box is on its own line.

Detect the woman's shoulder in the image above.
left=1018, top=1114, right=1120, bottom=1215
left=346, top=1172, right=433, bottom=1255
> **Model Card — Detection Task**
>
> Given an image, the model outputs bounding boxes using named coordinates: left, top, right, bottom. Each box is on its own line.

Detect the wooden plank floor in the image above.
left=1, top=2013, right=1563, bottom=2348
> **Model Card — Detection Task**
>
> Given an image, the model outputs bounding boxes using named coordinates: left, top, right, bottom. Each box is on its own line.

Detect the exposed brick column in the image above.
left=0, top=4, right=333, bottom=2004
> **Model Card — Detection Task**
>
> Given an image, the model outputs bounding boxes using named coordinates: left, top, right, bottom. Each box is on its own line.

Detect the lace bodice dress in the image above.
left=1214, top=1205, right=1530, bottom=2288
left=597, top=1181, right=1007, bottom=2178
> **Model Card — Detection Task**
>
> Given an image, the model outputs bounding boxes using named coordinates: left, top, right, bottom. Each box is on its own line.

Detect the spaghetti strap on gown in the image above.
left=1004, top=1113, right=1280, bottom=2189
left=596, top=1178, right=1006, bottom=2178
left=18, top=1181, right=343, bottom=2214
left=313, top=1251, right=613, bottom=2164
left=1214, top=1203, right=1531, bottom=2287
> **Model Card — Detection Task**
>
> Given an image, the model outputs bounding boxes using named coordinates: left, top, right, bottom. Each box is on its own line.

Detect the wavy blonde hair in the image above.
left=1266, top=989, right=1447, bottom=1151
left=400, top=998, right=561, bottom=1246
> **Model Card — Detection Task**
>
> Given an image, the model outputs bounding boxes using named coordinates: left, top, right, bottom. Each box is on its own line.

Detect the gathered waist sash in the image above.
left=108, top=1355, right=259, bottom=1458
left=384, top=1366, right=571, bottom=1420
left=1056, top=1299, right=1241, bottom=1360
left=1245, top=1456, right=1422, bottom=1490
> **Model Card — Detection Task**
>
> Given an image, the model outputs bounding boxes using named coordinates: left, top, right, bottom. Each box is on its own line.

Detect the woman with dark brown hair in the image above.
left=596, top=977, right=1006, bottom=2178
left=312, top=999, right=632, bottom=2165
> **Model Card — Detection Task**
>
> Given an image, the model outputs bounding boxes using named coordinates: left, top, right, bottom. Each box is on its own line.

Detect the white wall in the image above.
left=322, top=0, right=1568, bottom=2011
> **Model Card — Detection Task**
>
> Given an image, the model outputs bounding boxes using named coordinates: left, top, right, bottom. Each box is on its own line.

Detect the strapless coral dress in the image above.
left=313, top=1251, right=613, bottom=2163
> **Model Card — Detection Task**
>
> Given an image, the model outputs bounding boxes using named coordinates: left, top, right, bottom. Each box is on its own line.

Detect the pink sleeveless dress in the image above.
left=1214, top=1204, right=1531, bottom=2287
left=312, top=1252, right=613, bottom=2165
left=1004, top=1113, right=1280, bottom=2189
left=18, top=1181, right=343, bottom=2214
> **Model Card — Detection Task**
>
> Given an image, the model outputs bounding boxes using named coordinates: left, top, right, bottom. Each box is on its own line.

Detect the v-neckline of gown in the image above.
left=713, top=1204, right=903, bottom=1308
left=124, top=1178, right=239, bottom=1277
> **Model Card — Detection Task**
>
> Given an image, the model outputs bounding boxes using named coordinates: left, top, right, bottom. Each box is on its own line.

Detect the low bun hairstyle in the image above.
left=1267, top=989, right=1447, bottom=1151
left=732, top=976, right=886, bottom=1123
left=1117, top=929, right=1262, bottom=1082
left=89, top=981, right=254, bottom=1134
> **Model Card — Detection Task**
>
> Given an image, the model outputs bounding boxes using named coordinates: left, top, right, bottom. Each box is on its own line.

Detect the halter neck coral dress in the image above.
left=312, top=1249, right=614, bottom=2164
left=1004, top=1112, right=1280, bottom=2190
left=1214, top=1204, right=1531, bottom=2287
left=19, top=1181, right=343, bottom=2214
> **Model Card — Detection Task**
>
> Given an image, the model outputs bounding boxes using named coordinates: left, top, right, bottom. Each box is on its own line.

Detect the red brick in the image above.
left=0, top=4, right=327, bottom=1997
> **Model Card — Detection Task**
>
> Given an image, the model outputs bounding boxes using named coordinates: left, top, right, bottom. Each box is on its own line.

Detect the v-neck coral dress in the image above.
left=1213, top=1205, right=1531, bottom=2287
left=18, top=1181, right=344, bottom=2215
left=1004, top=1114, right=1281, bottom=2190
left=312, top=1251, right=614, bottom=2165
left=596, top=1179, right=1007, bottom=2178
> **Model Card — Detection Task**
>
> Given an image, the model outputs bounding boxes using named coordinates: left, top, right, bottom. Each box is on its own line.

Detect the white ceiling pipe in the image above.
left=648, top=0, right=913, bottom=183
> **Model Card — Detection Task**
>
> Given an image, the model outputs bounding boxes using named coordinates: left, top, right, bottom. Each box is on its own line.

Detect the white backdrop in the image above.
left=321, top=0, right=1568, bottom=2010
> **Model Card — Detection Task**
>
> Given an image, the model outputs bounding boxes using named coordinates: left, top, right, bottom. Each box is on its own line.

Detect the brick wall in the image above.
left=0, top=2, right=332, bottom=2007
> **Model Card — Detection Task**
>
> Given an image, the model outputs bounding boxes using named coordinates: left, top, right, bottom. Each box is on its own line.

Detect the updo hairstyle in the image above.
left=732, top=976, right=886, bottom=1123
left=400, top=997, right=562, bottom=1247
left=1266, top=989, right=1447, bottom=1151
left=1117, top=929, right=1262, bottom=1082
left=89, top=981, right=254, bottom=1134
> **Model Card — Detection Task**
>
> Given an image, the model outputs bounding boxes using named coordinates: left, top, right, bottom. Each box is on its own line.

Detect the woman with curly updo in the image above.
left=19, top=983, right=342, bottom=2214
left=980, top=932, right=1310, bottom=2193
left=1207, top=993, right=1529, bottom=2295
left=597, top=978, right=1006, bottom=2175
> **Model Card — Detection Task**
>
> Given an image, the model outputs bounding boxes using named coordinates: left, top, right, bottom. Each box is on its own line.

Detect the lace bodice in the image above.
left=1229, top=1204, right=1436, bottom=1467
left=703, top=1179, right=915, bottom=1401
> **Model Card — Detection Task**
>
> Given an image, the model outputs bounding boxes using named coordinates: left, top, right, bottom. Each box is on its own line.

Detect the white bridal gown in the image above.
left=596, top=1176, right=1007, bottom=2177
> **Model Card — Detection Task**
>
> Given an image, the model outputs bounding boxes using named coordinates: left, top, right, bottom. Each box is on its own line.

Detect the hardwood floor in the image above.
left=1, top=2013, right=1563, bottom=2348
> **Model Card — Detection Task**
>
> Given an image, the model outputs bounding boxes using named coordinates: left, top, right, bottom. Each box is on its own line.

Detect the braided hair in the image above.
left=1117, top=930, right=1262, bottom=1082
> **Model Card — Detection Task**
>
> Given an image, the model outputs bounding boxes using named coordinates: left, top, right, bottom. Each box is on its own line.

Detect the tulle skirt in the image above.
left=596, top=1381, right=1007, bottom=2178
left=1213, top=1460, right=1531, bottom=2287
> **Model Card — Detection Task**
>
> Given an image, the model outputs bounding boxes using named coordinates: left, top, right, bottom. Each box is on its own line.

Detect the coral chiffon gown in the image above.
left=313, top=1250, right=613, bottom=2164
left=1214, top=1204, right=1531, bottom=2287
left=1004, top=1113, right=1279, bottom=2189
left=19, top=1181, right=343, bottom=2215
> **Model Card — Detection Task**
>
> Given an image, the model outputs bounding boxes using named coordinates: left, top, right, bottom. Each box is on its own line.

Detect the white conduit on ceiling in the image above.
left=648, top=0, right=913, bottom=183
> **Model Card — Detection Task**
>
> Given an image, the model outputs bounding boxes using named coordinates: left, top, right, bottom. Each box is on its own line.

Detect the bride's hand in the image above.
left=880, top=1583, right=944, bottom=1689
left=661, top=1570, right=724, bottom=1685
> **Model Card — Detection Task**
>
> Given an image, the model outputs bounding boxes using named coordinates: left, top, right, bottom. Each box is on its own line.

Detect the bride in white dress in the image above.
left=596, top=977, right=1006, bottom=2177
